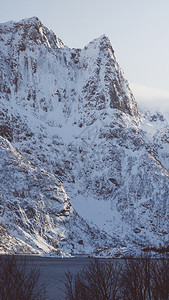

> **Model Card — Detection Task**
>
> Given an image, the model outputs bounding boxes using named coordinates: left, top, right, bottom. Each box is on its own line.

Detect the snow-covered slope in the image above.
left=0, top=17, right=168, bottom=256
left=0, top=136, right=114, bottom=255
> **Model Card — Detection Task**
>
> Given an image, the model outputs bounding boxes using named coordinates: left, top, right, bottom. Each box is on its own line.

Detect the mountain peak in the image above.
left=0, top=16, right=41, bottom=30
left=20, top=16, right=40, bottom=24
left=0, top=16, right=65, bottom=50
left=96, top=34, right=110, bottom=42
left=98, top=34, right=111, bottom=43
left=86, top=34, right=114, bottom=52
left=0, top=17, right=138, bottom=118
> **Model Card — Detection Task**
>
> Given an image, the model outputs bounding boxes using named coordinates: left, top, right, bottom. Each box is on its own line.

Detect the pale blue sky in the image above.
left=1, top=0, right=169, bottom=110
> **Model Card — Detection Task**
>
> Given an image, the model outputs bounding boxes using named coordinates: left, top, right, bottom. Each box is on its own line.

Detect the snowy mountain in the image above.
left=0, top=17, right=168, bottom=256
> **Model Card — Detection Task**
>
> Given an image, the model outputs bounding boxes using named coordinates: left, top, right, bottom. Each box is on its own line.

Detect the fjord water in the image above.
left=13, top=255, right=93, bottom=300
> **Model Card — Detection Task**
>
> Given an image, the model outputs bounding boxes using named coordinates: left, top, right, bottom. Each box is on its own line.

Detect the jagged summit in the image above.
left=0, top=16, right=40, bottom=25
left=0, top=18, right=112, bottom=52
left=0, top=18, right=113, bottom=52
left=86, top=34, right=113, bottom=48
left=19, top=16, right=41, bottom=24
left=0, top=16, right=138, bottom=118
left=0, top=16, right=41, bottom=32
left=0, top=16, right=65, bottom=50
left=0, top=18, right=114, bottom=57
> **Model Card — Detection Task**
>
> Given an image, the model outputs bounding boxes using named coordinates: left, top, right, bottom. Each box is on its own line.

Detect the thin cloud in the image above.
left=130, top=83, right=169, bottom=113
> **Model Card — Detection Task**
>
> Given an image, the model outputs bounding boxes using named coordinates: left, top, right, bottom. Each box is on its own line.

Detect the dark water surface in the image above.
left=11, top=256, right=95, bottom=300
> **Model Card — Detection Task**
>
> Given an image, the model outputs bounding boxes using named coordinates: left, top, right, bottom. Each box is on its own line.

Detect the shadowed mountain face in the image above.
left=0, top=17, right=168, bottom=256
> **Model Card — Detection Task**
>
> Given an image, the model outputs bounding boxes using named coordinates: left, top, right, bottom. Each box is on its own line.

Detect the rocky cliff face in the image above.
left=0, top=17, right=168, bottom=256
left=0, top=136, right=114, bottom=255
